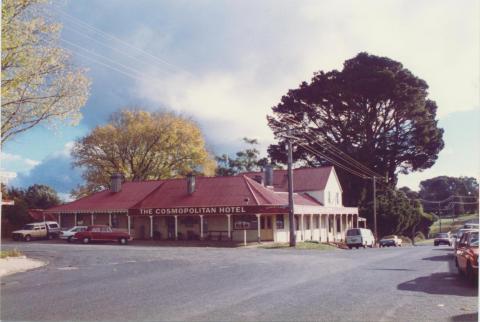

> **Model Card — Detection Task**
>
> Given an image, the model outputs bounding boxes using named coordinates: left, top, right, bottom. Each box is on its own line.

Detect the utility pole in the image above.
left=287, top=136, right=296, bottom=247
left=438, top=202, right=441, bottom=233
left=373, top=176, right=377, bottom=243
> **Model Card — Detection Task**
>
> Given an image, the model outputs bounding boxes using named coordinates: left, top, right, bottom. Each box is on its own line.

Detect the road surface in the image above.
left=1, top=241, right=477, bottom=321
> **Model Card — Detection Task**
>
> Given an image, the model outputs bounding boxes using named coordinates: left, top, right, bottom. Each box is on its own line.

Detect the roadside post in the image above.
left=286, top=134, right=296, bottom=247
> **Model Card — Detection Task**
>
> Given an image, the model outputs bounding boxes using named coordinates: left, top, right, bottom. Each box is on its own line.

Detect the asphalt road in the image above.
left=1, top=241, right=478, bottom=322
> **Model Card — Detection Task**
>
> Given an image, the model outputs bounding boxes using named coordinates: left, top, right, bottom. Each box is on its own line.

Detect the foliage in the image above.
left=267, top=52, right=444, bottom=207
left=2, top=184, right=61, bottom=227
left=71, top=109, right=216, bottom=197
left=419, top=176, right=479, bottom=214
left=0, top=249, right=23, bottom=258
left=215, top=138, right=270, bottom=176
left=1, top=0, right=90, bottom=144
left=361, top=187, right=435, bottom=238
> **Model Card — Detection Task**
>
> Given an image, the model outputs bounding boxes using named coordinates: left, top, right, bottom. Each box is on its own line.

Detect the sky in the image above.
left=2, top=0, right=479, bottom=200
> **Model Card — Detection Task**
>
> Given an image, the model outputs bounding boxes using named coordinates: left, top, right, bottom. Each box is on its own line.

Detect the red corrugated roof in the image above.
left=244, top=166, right=333, bottom=192
left=46, top=181, right=163, bottom=212
left=134, top=176, right=269, bottom=208
left=46, top=167, right=333, bottom=213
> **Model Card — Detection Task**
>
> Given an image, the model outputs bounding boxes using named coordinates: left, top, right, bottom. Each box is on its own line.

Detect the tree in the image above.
left=267, top=53, right=444, bottom=207
left=1, top=0, right=90, bottom=144
left=24, top=184, right=61, bottom=209
left=215, top=138, right=270, bottom=176
left=419, top=176, right=478, bottom=214
left=71, top=110, right=216, bottom=197
left=361, top=187, right=418, bottom=237
left=1, top=184, right=61, bottom=228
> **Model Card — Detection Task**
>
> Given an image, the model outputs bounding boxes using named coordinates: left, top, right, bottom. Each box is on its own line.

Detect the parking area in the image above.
left=1, top=241, right=477, bottom=321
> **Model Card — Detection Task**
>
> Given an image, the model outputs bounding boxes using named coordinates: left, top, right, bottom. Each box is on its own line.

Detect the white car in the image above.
left=60, top=226, right=87, bottom=242
left=346, top=228, right=375, bottom=249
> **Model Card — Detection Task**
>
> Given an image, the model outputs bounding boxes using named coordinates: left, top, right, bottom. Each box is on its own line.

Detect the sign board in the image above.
left=129, top=205, right=288, bottom=216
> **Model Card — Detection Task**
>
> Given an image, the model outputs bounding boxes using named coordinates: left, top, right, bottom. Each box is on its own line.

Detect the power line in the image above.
left=280, top=116, right=384, bottom=179
left=53, top=7, right=193, bottom=77
left=60, top=38, right=146, bottom=78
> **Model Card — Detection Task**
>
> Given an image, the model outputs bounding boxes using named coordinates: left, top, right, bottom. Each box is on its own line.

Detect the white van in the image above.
left=346, top=228, right=375, bottom=249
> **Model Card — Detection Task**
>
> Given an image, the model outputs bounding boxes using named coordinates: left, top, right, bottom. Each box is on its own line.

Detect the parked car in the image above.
left=454, top=229, right=477, bottom=250
left=60, top=226, right=88, bottom=242
left=464, top=222, right=479, bottom=229
left=379, top=235, right=402, bottom=247
left=454, top=230, right=478, bottom=282
left=345, top=228, right=375, bottom=249
left=11, top=221, right=61, bottom=241
left=73, top=225, right=131, bottom=245
left=434, top=232, right=451, bottom=246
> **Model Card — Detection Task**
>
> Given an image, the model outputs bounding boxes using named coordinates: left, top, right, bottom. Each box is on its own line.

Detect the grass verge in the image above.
left=429, top=213, right=479, bottom=236
left=260, top=241, right=338, bottom=250
left=0, top=249, right=23, bottom=259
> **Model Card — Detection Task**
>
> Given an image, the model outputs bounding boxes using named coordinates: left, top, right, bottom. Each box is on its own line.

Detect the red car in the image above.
left=454, top=230, right=478, bottom=282
left=73, top=225, right=131, bottom=245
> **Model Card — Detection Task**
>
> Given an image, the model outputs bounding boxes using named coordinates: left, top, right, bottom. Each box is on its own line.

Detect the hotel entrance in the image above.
left=260, top=215, right=274, bottom=241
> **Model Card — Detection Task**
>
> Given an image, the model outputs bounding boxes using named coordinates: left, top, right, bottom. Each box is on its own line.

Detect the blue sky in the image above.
left=2, top=0, right=479, bottom=199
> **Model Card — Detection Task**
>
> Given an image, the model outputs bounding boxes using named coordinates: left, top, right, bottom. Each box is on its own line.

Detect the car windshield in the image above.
left=437, top=233, right=449, bottom=238
left=22, top=224, right=35, bottom=230
left=383, top=235, right=395, bottom=239
left=470, top=232, right=479, bottom=246
left=346, top=229, right=360, bottom=236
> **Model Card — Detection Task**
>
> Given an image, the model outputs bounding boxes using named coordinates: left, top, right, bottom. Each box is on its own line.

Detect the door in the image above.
left=166, top=217, right=175, bottom=240
left=260, top=215, right=274, bottom=241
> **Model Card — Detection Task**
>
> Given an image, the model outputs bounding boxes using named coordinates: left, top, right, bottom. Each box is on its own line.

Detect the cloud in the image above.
left=129, top=0, right=478, bottom=155
left=9, top=142, right=83, bottom=197
left=1, top=153, right=40, bottom=174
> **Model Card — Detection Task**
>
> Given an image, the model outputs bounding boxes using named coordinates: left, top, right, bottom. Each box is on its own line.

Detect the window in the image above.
left=306, top=217, right=310, bottom=229
left=336, top=217, right=341, bottom=232
left=328, top=192, right=331, bottom=204
left=276, top=215, right=284, bottom=229
left=315, top=216, right=320, bottom=229
left=336, top=193, right=339, bottom=205
left=111, top=214, right=118, bottom=228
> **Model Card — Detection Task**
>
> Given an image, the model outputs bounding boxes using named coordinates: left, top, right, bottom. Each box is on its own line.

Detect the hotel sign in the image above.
left=128, top=205, right=288, bottom=216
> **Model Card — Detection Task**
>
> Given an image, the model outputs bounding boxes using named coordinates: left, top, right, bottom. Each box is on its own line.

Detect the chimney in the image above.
left=111, top=173, right=123, bottom=193
left=264, top=164, right=273, bottom=186
left=253, top=175, right=263, bottom=185
left=187, top=173, right=196, bottom=195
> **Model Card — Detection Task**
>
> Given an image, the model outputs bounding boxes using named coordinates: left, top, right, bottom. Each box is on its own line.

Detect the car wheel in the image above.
left=118, top=237, right=128, bottom=245
left=24, top=235, right=31, bottom=242
left=82, top=237, right=90, bottom=244
left=356, top=246, right=359, bottom=249
left=455, top=258, right=459, bottom=267
left=67, top=236, right=73, bottom=243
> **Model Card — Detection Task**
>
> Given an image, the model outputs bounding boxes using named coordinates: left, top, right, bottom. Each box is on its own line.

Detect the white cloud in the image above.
left=1, top=152, right=40, bottom=174
left=133, top=0, right=479, bottom=154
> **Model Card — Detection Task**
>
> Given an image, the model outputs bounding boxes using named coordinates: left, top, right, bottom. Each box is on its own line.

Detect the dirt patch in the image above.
left=0, top=256, right=46, bottom=277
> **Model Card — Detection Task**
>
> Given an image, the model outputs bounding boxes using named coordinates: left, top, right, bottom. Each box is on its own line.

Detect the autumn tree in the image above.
left=1, top=0, right=90, bottom=144
left=268, top=53, right=444, bottom=206
left=71, top=110, right=216, bottom=197
left=215, top=138, right=270, bottom=176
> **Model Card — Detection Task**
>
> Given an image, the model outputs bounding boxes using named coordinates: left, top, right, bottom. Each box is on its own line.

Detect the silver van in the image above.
left=346, top=228, right=375, bottom=249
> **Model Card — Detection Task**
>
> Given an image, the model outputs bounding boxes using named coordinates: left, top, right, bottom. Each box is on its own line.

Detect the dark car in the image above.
left=434, top=233, right=451, bottom=246
left=455, top=230, right=478, bottom=282
left=73, top=225, right=131, bottom=245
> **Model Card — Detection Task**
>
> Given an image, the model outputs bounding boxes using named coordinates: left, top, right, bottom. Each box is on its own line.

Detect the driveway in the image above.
left=1, top=241, right=477, bottom=321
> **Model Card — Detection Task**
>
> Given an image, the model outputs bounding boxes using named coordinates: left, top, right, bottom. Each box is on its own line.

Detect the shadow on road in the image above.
left=450, top=313, right=478, bottom=322
left=398, top=249, right=478, bottom=297
left=397, top=272, right=477, bottom=296
left=422, top=254, right=452, bottom=261
left=369, top=268, right=414, bottom=271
